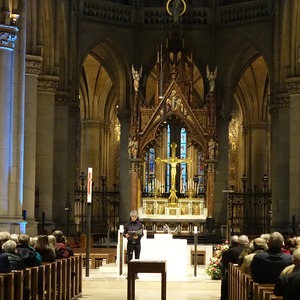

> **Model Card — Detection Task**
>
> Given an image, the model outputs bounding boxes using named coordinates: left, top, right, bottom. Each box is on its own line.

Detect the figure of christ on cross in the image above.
left=155, top=142, right=192, bottom=204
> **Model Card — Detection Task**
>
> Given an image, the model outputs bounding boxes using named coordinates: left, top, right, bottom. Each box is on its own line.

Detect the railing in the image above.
left=228, top=263, right=283, bottom=300
left=0, top=255, right=82, bottom=300
left=79, top=0, right=271, bottom=27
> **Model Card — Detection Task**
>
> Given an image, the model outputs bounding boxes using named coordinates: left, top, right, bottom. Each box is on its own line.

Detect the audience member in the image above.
left=34, top=235, right=56, bottom=262
left=16, top=234, right=42, bottom=267
left=52, top=230, right=70, bottom=258
left=48, top=234, right=57, bottom=257
left=220, top=235, right=239, bottom=275
left=0, top=231, right=11, bottom=273
left=221, top=235, right=249, bottom=300
left=260, top=233, right=271, bottom=245
left=250, top=231, right=293, bottom=284
left=241, top=237, right=267, bottom=274
left=10, top=233, right=19, bottom=243
left=274, top=248, right=300, bottom=299
left=2, top=240, right=25, bottom=270
left=282, top=235, right=295, bottom=255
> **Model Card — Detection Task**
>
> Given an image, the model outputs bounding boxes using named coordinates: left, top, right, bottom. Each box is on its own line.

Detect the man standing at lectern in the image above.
left=124, top=210, right=144, bottom=278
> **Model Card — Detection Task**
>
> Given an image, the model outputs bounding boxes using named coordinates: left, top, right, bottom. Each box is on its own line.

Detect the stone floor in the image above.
left=81, top=263, right=221, bottom=300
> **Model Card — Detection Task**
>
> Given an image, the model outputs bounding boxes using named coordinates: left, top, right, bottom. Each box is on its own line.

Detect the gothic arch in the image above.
left=79, top=37, right=132, bottom=113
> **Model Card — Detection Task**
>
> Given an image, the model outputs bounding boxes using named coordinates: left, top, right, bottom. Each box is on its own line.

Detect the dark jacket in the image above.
left=16, top=244, right=42, bottom=267
left=274, top=265, right=300, bottom=300
left=6, top=252, right=25, bottom=270
left=250, top=249, right=293, bottom=284
left=0, top=252, right=11, bottom=273
left=123, top=220, right=143, bottom=244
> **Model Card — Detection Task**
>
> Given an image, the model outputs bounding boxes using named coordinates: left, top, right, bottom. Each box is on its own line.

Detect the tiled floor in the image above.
left=81, top=264, right=221, bottom=299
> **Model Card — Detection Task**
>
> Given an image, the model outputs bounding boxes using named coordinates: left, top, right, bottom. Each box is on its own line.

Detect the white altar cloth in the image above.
left=140, top=234, right=187, bottom=277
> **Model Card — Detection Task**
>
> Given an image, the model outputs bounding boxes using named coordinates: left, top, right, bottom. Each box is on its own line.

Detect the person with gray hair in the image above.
left=250, top=231, right=293, bottom=284
left=2, top=240, right=25, bottom=270
left=0, top=231, right=11, bottom=273
left=274, top=248, right=300, bottom=299
left=220, top=234, right=249, bottom=300
left=241, top=237, right=267, bottom=274
left=123, top=210, right=143, bottom=279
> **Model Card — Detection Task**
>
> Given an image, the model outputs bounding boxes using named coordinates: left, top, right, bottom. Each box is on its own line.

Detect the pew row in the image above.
left=0, top=255, right=82, bottom=300
left=228, top=263, right=283, bottom=300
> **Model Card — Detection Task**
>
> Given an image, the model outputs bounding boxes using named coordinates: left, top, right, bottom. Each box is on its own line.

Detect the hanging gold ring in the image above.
left=166, top=0, right=187, bottom=17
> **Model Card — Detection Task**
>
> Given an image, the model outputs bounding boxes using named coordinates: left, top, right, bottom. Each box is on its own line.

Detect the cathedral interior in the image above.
left=0, top=0, right=299, bottom=242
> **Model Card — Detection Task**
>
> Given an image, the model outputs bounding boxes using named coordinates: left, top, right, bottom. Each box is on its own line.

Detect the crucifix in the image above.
left=156, top=142, right=191, bottom=204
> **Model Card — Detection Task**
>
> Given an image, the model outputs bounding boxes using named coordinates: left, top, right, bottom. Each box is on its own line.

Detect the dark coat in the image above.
left=123, top=220, right=143, bottom=244
left=250, top=249, right=293, bottom=284
left=274, top=265, right=300, bottom=300
left=16, top=244, right=41, bottom=267
left=0, top=252, right=11, bottom=273
left=6, top=252, right=25, bottom=270
left=221, top=245, right=243, bottom=271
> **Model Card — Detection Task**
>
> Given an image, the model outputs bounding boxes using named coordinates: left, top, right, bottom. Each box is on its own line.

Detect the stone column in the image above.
left=118, top=112, right=131, bottom=223
left=80, top=119, right=100, bottom=183
left=287, top=77, right=300, bottom=229
left=24, top=55, right=42, bottom=236
left=214, top=115, right=230, bottom=227
left=53, top=92, right=72, bottom=232
left=0, top=24, right=26, bottom=232
left=249, top=122, right=270, bottom=186
left=36, top=75, right=59, bottom=233
left=270, top=93, right=290, bottom=232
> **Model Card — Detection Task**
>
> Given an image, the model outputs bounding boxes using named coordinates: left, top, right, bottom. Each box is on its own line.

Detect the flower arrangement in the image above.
left=205, top=241, right=229, bottom=280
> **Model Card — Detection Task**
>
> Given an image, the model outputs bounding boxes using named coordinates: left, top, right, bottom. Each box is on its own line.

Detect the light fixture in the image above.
left=11, top=12, right=20, bottom=25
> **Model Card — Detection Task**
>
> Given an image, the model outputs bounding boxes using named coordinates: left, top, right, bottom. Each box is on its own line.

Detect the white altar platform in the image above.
left=117, top=231, right=213, bottom=279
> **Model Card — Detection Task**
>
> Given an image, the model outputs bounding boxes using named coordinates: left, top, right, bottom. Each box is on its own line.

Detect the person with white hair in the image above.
left=123, top=210, right=143, bottom=279
left=2, top=240, right=25, bottom=270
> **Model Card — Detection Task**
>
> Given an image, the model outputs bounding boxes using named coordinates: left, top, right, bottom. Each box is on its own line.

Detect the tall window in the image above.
left=180, top=128, right=187, bottom=193
left=145, top=148, right=155, bottom=193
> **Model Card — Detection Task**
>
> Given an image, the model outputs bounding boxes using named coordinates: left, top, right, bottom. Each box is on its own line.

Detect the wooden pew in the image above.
left=0, top=255, right=82, bottom=300
left=228, top=263, right=283, bottom=300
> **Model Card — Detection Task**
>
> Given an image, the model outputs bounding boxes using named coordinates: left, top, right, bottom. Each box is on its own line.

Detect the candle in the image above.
left=193, top=226, right=198, bottom=234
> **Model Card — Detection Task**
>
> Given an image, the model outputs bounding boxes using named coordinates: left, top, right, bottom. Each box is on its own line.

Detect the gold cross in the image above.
left=156, top=142, right=191, bottom=203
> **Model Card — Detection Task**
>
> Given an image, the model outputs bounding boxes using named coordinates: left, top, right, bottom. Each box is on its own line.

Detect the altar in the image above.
left=138, top=197, right=207, bottom=235
left=140, top=234, right=187, bottom=277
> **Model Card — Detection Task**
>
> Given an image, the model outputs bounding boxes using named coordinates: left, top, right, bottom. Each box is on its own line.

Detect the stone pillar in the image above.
left=24, top=55, right=42, bottom=236
left=80, top=119, right=100, bottom=183
left=36, top=75, right=59, bottom=233
left=118, top=112, right=131, bottom=223
left=249, top=122, right=269, bottom=186
left=270, top=93, right=290, bottom=232
left=53, top=92, right=72, bottom=231
left=0, top=24, right=26, bottom=232
left=214, top=115, right=230, bottom=227
left=67, top=100, right=80, bottom=235
left=287, top=77, right=300, bottom=230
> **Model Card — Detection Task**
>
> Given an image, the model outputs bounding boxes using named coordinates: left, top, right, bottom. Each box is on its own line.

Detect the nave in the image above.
left=82, top=264, right=221, bottom=300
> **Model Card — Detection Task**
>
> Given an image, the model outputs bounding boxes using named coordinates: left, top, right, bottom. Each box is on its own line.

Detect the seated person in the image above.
left=0, top=231, right=11, bottom=273
left=34, top=235, right=56, bottom=262
left=2, top=240, right=25, bottom=270
left=274, top=248, right=300, bottom=299
left=16, top=234, right=42, bottom=267
left=250, top=231, right=293, bottom=284
left=52, top=230, right=70, bottom=258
